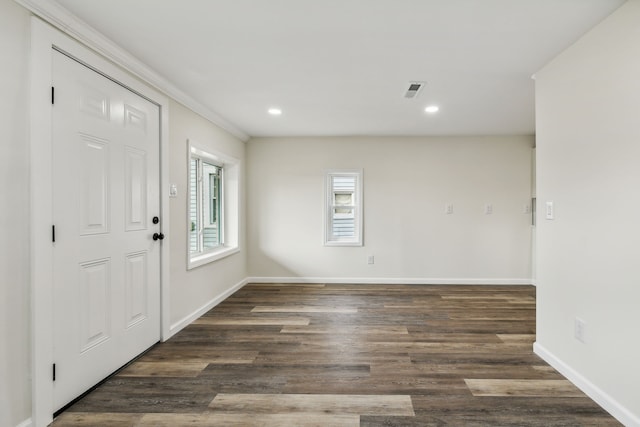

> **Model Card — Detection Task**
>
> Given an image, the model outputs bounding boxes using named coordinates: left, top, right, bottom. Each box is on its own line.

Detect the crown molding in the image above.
left=15, top=0, right=250, bottom=142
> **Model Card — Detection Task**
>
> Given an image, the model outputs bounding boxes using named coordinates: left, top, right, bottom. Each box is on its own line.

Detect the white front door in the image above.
left=52, top=50, right=161, bottom=411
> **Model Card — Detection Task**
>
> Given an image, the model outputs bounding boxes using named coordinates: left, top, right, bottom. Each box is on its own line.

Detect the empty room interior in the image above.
left=2, top=0, right=640, bottom=426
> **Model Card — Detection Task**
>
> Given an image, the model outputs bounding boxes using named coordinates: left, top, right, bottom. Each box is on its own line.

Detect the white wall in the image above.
left=535, top=1, right=640, bottom=424
left=247, top=136, right=533, bottom=283
left=0, top=1, right=31, bottom=426
left=168, top=100, right=247, bottom=329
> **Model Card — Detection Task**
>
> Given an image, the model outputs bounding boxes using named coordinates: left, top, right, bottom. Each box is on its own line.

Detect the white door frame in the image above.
left=29, top=18, right=171, bottom=427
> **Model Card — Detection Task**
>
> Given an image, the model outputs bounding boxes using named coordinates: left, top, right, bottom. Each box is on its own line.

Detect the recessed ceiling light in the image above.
left=425, top=105, right=440, bottom=114
left=268, top=107, right=282, bottom=116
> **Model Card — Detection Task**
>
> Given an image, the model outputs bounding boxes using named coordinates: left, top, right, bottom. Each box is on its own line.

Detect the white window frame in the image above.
left=324, top=169, right=363, bottom=246
left=187, top=140, right=240, bottom=269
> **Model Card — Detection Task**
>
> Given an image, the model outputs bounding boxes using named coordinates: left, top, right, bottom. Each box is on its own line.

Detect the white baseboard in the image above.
left=534, top=342, right=639, bottom=427
left=15, top=418, right=32, bottom=427
left=167, top=277, right=249, bottom=339
left=246, top=276, right=533, bottom=285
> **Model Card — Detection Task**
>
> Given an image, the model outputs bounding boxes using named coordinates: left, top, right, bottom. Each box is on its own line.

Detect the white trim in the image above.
left=533, top=342, right=639, bottom=427
left=247, top=277, right=533, bottom=285
left=168, top=278, right=249, bottom=338
left=159, top=102, right=171, bottom=341
left=15, top=418, right=33, bottom=427
left=189, top=247, right=241, bottom=270
left=29, top=18, right=171, bottom=427
left=30, top=17, right=54, bottom=427
left=15, top=0, right=249, bottom=142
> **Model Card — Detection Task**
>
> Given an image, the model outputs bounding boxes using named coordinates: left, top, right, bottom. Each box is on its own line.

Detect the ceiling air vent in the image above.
left=404, top=81, right=426, bottom=99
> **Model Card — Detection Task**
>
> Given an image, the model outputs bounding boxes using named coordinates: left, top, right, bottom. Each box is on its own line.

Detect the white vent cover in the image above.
left=404, top=81, right=426, bottom=98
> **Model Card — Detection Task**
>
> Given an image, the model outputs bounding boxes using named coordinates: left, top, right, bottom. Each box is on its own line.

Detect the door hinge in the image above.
left=51, top=86, right=55, bottom=104
left=53, top=363, right=56, bottom=381
left=52, top=225, right=56, bottom=243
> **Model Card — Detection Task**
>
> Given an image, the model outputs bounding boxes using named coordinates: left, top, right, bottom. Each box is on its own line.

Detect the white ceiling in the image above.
left=54, top=0, right=625, bottom=138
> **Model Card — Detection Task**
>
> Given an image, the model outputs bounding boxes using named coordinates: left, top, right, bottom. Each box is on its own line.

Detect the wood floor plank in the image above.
left=280, top=325, right=408, bottom=335
left=52, top=412, right=143, bottom=426
left=118, top=361, right=208, bottom=377
left=193, top=316, right=310, bottom=326
left=440, top=295, right=536, bottom=303
left=208, top=393, right=415, bottom=416
left=369, top=341, right=533, bottom=353
left=465, top=379, right=586, bottom=397
left=252, top=352, right=411, bottom=366
left=370, top=363, right=564, bottom=380
left=139, top=413, right=360, bottom=427
left=251, top=305, right=358, bottom=313
left=497, top=333, right=536, bottom=344
left=141, top=346, right=258, bottom=364
left=282, top=377, right=471, bottom=396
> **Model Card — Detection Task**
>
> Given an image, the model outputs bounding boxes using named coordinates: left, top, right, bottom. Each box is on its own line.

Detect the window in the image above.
left=325, top=170, right=363, bottom=246
left=188, top=141, right=240, bottom=269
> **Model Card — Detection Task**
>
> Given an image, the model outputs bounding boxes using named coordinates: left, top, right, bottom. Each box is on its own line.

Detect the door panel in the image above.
left=52, top=50, right=161, bottom=411
left=79, top=259, right=111, bottom=352
left=79, top=134, right=110, bottom=235
left=125, top=147, right=148, bottom=231
left=125, top=251, right=148, bottom=328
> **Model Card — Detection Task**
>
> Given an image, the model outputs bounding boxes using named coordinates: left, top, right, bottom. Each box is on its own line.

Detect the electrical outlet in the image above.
left=524, top=204, right=531, bottom=214
left=484, top=204, right=493, bottom=215
left=445, top=204, right=454, bottom=215
left=367, top=255, right=375, bottom=265
left=574, top=317, right=586, bottom=343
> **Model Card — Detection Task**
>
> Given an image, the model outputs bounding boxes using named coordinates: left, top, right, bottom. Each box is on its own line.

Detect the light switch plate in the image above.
left=545, top=201, right=554, bottom=220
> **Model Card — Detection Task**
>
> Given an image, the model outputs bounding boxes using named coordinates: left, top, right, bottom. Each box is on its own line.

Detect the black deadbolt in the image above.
left=152, top=216, right=159, bottom=224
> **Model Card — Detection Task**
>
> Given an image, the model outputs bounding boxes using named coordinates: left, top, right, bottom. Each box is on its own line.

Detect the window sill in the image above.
left=188, top=246, right=240, bottom=270
left=324, top=240, right=363, bottom=247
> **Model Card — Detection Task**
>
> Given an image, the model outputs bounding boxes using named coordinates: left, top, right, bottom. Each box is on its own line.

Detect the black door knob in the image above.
left=153, top=233, right=165, bottom=241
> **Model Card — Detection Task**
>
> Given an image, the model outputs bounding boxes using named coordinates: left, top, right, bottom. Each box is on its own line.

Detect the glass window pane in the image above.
left=334, top=193, right=353, bottom=206
left=202, top=161, right=221, bottom=250
left=209, top=173, right=218, bottom=224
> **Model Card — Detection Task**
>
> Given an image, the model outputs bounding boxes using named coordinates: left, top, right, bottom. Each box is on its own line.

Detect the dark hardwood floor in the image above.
left=52, top=284, right=621, bottom=426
